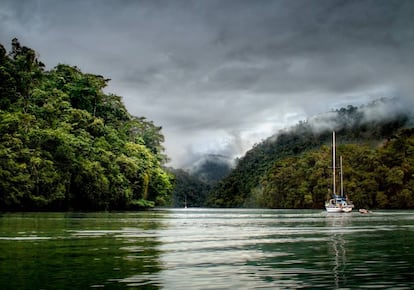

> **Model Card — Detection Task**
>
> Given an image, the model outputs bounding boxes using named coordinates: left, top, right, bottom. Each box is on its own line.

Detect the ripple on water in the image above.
left=0, top=236, right=51, bottom=240
left=1, top=209, right=413, bottom=289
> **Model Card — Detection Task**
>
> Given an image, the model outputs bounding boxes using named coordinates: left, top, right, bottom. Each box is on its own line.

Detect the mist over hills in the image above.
left=189, top=154, right=233, bottom=183
left=172, top=98, right=413, bottom=208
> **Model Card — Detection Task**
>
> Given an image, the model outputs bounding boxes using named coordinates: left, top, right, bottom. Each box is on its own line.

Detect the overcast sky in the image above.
left=1, top=0, right=414, bottom=167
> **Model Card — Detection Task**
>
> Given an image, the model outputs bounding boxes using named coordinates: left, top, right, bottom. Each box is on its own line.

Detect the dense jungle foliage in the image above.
left=0, top=39, right=173, bottom=211
left=206, top=103, right=414, bottom=209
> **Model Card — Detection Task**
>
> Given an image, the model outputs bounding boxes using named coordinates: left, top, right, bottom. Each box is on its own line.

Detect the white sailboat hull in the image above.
left=325, top=205, right=353, bottom=213
left=326, top=206, right=344, bottom=213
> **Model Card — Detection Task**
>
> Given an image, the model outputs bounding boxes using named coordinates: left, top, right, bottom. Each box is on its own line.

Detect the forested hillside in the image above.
left=0, top=39, right=173, bottom=210
left=256, top=128, right=414, bottom=209
left=168, top=168, right=211, bottom=207
left=206, top=101, right=413, bottom=209
left=169, top=154, right=232, bottom=207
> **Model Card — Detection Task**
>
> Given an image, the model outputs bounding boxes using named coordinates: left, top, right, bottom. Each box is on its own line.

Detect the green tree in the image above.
left=0, top=39, right=173, bottom=211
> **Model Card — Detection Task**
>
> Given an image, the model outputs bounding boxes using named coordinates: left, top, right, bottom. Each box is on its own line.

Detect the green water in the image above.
left=0, top=209, right=413, bottom=289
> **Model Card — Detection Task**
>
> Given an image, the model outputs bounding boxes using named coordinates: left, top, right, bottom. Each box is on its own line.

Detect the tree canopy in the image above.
left=255, top=129, right=414, bottom=209
left=0, top=39, right=173, bottom=211
left=3, top=39, right=412, bottom=211
left=206, top=103, right=414, bottom=209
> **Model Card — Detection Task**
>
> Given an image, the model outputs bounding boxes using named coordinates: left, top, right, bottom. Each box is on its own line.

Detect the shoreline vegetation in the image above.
left=204, top=104, right=414, bottom=210
left=174, top=102, right=414, bottom=210
left=0, top=39, right=173, bottom=211
left=2, top=39, right=414, bottom=212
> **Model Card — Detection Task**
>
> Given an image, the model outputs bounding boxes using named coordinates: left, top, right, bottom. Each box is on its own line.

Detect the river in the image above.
left=0, top=209, right=413, bottom=289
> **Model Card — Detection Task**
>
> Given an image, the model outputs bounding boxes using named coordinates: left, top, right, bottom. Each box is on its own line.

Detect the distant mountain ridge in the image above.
left=169, top=154, right=232, bottom=207
left=206, top=98, right=412, bottom=208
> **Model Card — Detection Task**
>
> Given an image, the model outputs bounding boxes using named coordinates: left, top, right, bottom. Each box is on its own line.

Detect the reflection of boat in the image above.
left=326, top=215, right=349, bottom=288
left=325, top=132, right=354, bottom=213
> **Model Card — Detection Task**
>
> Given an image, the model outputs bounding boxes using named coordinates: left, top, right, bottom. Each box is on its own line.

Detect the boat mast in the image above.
left=333, top=131, right=336, bottom=196
left=340, top=155, right=344, bottom=197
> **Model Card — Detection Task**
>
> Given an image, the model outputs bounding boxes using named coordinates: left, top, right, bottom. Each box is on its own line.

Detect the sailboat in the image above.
left=325, top=131, right=354, bottom=213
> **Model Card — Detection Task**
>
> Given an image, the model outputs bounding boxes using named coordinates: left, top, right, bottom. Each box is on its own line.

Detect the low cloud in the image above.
left=1, top=0, right=414, bottom=167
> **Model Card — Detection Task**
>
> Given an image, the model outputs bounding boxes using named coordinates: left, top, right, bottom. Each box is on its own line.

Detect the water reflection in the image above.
left=0, top=212, right=166, bottom=290
left=325, top=214, right=351, bottom=288
left=1, top=210, right=413, bottom=289
left=133, top=209, right=338, bottom=289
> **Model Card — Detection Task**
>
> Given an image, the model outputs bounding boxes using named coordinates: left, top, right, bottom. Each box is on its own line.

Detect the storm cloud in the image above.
left=1, top=0, right=414, bottom=167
